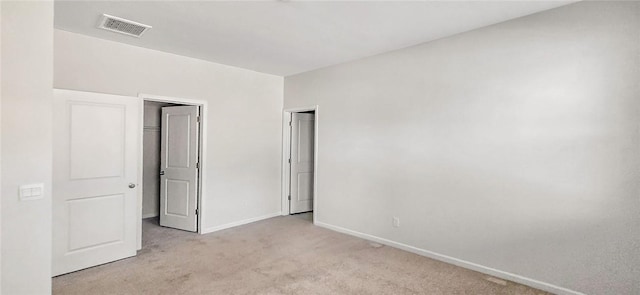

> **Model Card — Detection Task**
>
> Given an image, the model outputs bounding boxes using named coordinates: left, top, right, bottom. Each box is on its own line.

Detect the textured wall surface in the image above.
left=1, top=2, right=54, bottom=293
left=285, top=2, right=640, bottom=294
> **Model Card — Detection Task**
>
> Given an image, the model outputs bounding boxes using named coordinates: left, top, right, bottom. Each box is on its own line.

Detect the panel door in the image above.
left=52, top=89, right=139, bottom=276
left=160, top=106, right=199, bottom=232
left=290, top=112, right=315, bottom=214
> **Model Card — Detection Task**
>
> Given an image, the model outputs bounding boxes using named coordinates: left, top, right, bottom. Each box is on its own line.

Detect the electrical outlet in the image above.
left=392, top=217, right=400, bottom=228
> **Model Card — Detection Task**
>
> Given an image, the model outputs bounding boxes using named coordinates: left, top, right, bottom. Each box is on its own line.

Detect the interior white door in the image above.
left=290, top=112, right=315, bottom=214
left=53, top=89, right=139, bottom=276
left=160, top=106, right=199, bottom=232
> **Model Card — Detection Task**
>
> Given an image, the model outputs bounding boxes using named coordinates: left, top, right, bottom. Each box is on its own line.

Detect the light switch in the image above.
left=19, top=183, right=44, bottom=201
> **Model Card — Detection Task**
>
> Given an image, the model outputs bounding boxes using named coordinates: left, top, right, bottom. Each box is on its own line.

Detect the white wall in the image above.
left=54, top=30, right=284, bottom=232
left=284, top=2, right=640, bottom=295
left=1, top=2, right=53, bottom=294
left=0, top=2, right=3, bottom=291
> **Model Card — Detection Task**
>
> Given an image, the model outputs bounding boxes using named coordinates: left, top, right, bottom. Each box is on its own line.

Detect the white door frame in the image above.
left=281, top=106, right=319, bottom=224
left=137, top=93, right=208, bottom=248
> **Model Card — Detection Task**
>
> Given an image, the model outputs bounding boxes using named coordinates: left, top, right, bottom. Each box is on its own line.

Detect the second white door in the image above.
left=290, top=112, right=315, bottom=214
left=52, top=89, right=139, bottom=276
left=160, top=106, right=200, bottom=232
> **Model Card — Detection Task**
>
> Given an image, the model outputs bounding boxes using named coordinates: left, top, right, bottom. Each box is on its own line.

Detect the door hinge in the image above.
left=159, top=170, right=165, bottom=176
left=288, top=195, right=291, bottom=200
left=288, top=158, right=291, bottom=164
left=289, top=120, right=292, bottom=126
left=195, top=208, right=198, bottom=215
left=197, top=116, right=201, bottom=123
left=196, top=162, right=199, bottom=169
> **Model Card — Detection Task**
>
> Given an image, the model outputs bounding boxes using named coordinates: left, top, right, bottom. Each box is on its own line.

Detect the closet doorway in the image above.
left=281, top=106, right=319, bottom=223
left=141, top=95, right=206, bottom=241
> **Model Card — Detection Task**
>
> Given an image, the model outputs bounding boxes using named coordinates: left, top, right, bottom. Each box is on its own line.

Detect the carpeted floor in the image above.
left=53, top=214, right=549, bottom=294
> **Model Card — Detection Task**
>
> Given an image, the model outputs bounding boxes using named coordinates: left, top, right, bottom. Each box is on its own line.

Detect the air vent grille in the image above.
left=98, top=14, right=151, bottom=38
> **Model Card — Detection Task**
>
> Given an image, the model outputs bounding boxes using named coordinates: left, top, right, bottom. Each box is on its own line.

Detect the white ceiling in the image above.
left=54, top=1, right=575, bottom=76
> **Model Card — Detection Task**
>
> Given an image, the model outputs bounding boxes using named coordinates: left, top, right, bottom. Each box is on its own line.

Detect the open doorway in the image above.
left=143, top=101, right=201, bottom=232
left=282, top=107, right=318, bottom=223
left=139, top=94, right=207, bottom=248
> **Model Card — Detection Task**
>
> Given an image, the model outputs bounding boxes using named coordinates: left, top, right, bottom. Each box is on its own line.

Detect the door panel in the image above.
left=290, top=113, right=315, bottom=214
left=160, top=106, right=199, bottom=232
left=166, top=114, right=191, bottom=168
left=67, top=194, right=124, bottom=251
left=297, top=172, right=313, bottom=202
left=53, top=89, right=139, bottom=276
left=69, top=104, right=125, bottom=179
left=165, top=179, right=190, bottom=216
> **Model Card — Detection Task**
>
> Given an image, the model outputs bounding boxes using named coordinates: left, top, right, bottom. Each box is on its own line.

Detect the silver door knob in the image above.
left=128, top=183, right=136, bottom=189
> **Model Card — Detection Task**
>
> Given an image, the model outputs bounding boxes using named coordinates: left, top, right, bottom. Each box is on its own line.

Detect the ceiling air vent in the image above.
left=98, top=14, right=151, bottom=38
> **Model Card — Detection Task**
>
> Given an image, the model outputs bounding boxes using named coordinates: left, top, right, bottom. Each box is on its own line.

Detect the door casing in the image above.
left=138, top=93, right=207, bottom=248
left=281, top=106, right=319, bottom=223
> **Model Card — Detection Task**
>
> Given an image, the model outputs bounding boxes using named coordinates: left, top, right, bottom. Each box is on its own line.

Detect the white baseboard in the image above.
left=142, top=213, right=158, bottom=219
left=315, top=221, right=585, bottom=295
left=201, top=212, right=281, bottom=234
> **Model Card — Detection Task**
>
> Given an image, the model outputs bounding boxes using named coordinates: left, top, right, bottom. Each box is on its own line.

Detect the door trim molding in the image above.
left=138, top=93, right=208, bottom=243
left=281, top=106, right=319, bottom=225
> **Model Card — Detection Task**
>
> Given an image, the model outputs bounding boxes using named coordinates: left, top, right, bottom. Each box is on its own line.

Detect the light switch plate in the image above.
left=19, top=183, right=44, bottom=201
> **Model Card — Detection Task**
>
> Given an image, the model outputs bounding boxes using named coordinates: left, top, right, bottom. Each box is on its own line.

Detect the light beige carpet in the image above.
left=53, top=215, right=549, bottom=295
